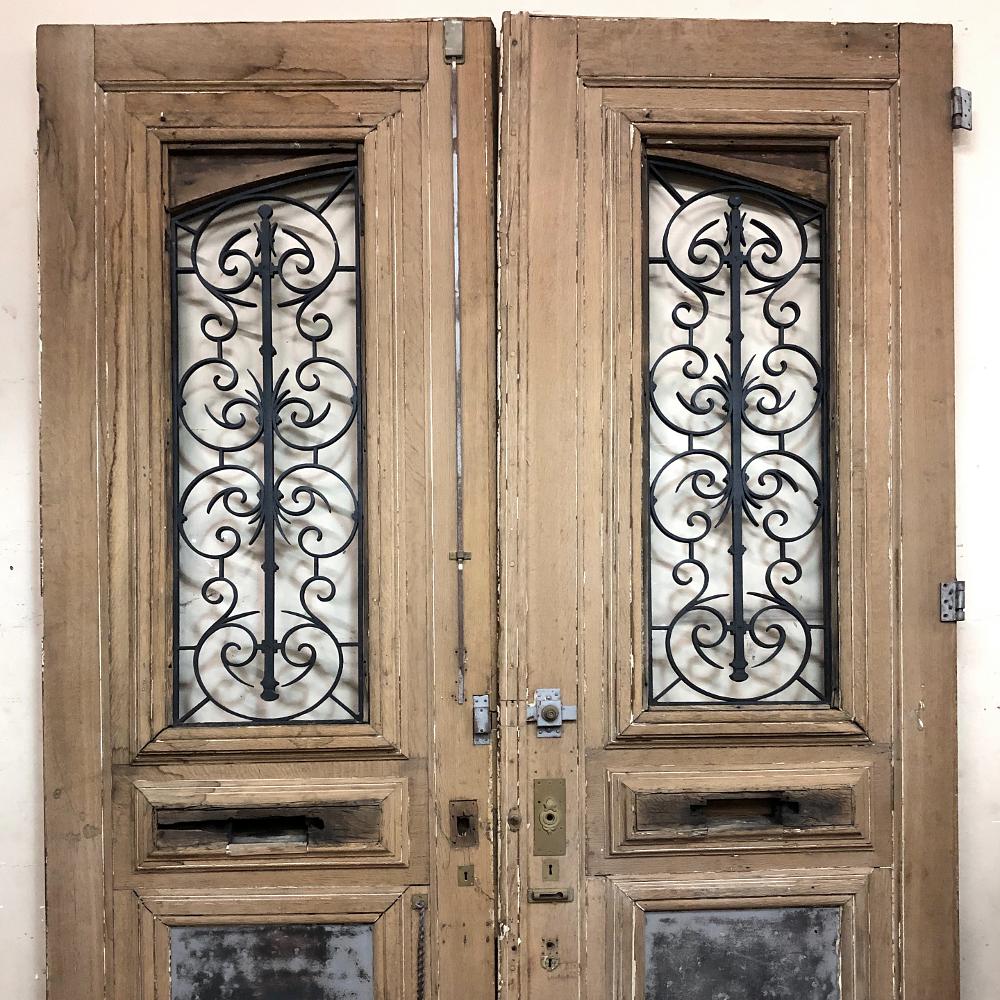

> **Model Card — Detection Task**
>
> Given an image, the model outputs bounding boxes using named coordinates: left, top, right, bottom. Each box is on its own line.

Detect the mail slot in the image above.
left=154, top=803, right=382, bottom=851
left=635, top=787, right=855, bottom=834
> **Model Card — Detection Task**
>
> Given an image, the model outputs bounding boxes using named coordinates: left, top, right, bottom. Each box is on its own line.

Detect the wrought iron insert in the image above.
left=645, top=156, right=834, bottom=706
left=169, top=160, right=366, bottom=725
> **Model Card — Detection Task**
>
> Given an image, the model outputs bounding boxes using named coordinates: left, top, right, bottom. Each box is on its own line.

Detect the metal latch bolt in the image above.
left=526, top=689, right=577, bottom=738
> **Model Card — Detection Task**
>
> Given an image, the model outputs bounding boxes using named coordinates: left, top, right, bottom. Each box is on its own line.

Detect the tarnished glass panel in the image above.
left=646, top=156, right=833, bottom=706
left=170, top=923, right=374, bottom=1000
left=170, top=158, right=365, bottom=724
left=645, top=906, right=841, bottom=999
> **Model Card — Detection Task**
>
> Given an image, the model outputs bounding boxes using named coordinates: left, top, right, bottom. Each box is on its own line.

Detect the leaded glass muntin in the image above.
left=169, top=151, right=368, bottom=726
left=644, top=151, right=836, bottom=708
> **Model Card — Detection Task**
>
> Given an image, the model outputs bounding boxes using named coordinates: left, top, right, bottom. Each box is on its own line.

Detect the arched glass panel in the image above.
left=170, top=158, right=365, bottom=725
left=646, top=156, right=833, bottom=706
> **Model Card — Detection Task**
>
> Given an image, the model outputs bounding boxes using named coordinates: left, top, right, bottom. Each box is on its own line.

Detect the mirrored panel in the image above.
left=170, top=154, right=365, bottom=724
left=646, top=153, right=833, bottom=706
left=170, top=923, right=374, bottom=1000
left=645, top=906, right=841, bottom=1000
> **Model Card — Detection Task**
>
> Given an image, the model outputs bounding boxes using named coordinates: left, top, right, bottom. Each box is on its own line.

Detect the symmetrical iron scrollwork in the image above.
left=646, top=157, right=833, bottom=705
left=170, top=163, right=365, bottom=724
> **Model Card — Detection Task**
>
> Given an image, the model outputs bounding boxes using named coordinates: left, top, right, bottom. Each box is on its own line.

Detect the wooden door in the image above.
left=498, top=15, right=957, bottom=1000
left=38, top=20, right=496, bottom=1000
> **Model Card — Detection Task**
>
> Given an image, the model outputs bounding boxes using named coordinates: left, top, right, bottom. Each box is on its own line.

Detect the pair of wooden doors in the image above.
left=38, top=15, right=957, bottom=1000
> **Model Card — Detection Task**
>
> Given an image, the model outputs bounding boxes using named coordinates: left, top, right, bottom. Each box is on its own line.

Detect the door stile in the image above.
left=38, top=24, right=105, bottom=1000
left=896, top=23, right=959, bottom=1000
left=498, top=14, right=585, bottom=998
left=425, top=18, right=499, bottom=1000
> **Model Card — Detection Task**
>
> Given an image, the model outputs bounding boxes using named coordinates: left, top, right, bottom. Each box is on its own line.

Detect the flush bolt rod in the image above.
left=445, top=20, right=468, bottom=703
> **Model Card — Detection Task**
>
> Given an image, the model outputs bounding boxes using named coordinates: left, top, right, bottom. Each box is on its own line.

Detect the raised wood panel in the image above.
left=609, top=766, right=871, bottom=854
left=577, top=18, right=899, bottom=85
left=129, top=776, right=410, bottom=871
left=604, top=867, right=892, bottom=1000
left=115, top=885, right=420, bottom=1000
left=94, top=21, right=428, bottom=88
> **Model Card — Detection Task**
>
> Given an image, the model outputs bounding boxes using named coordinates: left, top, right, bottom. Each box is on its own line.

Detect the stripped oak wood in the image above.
left=39, top=18, right=496, bottom=1000
left=37, top=23, right=106, bottom=1000
left=498, top=15, right=956, bottom=1000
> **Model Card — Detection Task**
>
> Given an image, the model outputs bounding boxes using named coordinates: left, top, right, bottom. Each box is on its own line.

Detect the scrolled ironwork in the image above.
left=170, top=163, right=366, bottom=724
left=646, top=158, right=833, bottom=706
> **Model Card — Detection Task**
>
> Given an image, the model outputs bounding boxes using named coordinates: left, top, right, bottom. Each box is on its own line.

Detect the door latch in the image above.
left=525, top=688, right=577, bottom=738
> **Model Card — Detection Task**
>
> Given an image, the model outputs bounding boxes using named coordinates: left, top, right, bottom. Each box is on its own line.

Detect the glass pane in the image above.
left=170, top=923, right=374, bottom=1000
left=645, top=906, right=841, bottom=1000
left=170, top=159, right=365, bottom=724
left=646, top=156, right=833, bottom=706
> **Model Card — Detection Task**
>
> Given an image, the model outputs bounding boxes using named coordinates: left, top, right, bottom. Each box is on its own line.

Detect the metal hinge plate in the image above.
left=940, top=580, right=966, bottom=622
left=443, top=19, right=465, bottom=63
left=472, top=693, right=491, bottom=745
left=951, top=88, right=972, bottom=131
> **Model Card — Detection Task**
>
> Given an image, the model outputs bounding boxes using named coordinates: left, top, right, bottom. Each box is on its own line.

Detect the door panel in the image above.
left=498, top=15, right=956, bottom=1000
left=39, top=19, right=497, bottom=1000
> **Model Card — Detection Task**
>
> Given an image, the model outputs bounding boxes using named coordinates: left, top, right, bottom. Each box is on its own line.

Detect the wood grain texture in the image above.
left=577, top=18, right=899, bottom=85
left=42, top=16, right=496, bottom=1000
left=896, top=22, right=959, bottom=1000
left=506, top=14, right=956, bottom=1000
left=424, top=19, right=498, bottom=1000
left=95, top=20, right=427, bottom=87
left=497, top=15, right=583, bottom=1000
left=37, top=24, right=107, bottom=1000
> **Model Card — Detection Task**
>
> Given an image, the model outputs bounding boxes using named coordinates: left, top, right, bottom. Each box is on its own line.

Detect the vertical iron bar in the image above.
left=448, top=54, right=468, bottom=704
left=818, top=209, right=835, bottom=702
left=256, top=205, right=279, bottom=701
left=725, top=195, right=750, bottom=682
left=353, top=167, right=369, bottom=721
left=169, top=222, right=182, bottom=723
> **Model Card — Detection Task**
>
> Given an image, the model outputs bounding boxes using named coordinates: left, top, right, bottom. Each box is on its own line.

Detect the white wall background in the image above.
left=0, top=2, right=993, bottom=997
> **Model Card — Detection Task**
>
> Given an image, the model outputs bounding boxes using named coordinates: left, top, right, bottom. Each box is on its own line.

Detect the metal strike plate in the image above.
left=448, top=799, right=479, bottom=848
left=533, top=778, right=566, bottom=856
left=541, top=938, right=560, bottom=971
left=525, top=688, right=577, bottom=738
left=940, top=580, right=966, bottom=622
left=951, top=87, right=972, bottom=131
left=472, top=693, right=491, bottom=745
